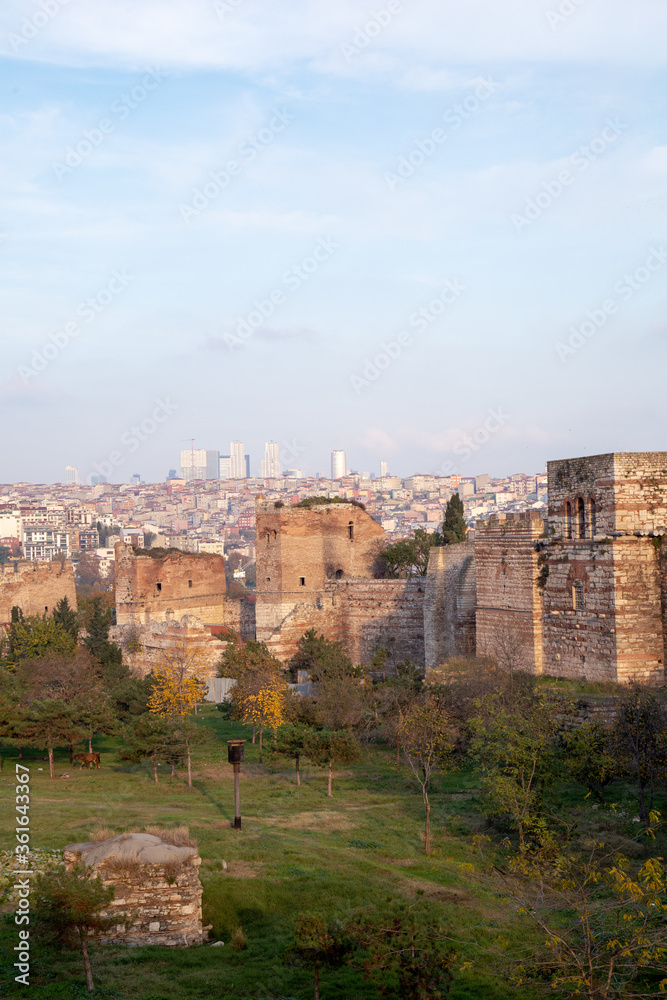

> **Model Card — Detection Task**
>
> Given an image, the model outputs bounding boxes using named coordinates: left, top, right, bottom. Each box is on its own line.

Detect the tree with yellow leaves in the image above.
left=237, top=679, right=286, bottom=756
left=147, top=641, right=211, bottom=787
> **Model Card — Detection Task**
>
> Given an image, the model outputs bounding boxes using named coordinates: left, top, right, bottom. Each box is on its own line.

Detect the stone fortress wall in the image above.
left=0, top=559, right=77, bottom=625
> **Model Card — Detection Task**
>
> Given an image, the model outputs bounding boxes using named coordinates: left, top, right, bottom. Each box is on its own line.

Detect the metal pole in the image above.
left=233, top=762, right=241, bottom=829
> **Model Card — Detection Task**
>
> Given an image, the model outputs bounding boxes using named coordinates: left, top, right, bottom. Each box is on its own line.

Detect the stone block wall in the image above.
left=64, top=833, right=205, bottom=947
left=424, top=543, right=476, bottom=668
left=115, top=545, right=227, bottom=626
left=0, top=560, right=77, bottom=626
left=111, top=613, right=227, bottom=679
left=475, top=512, right=546, bottom=674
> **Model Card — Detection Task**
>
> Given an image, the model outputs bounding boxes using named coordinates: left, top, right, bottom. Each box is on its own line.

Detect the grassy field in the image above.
left=1, top=706, right=664, bottom=1000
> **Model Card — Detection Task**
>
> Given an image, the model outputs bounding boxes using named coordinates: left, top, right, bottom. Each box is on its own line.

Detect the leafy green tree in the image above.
left=286, top=913, right=353, bottom=1000
left=20, top=700, right=88, bottom=778
left=1, top=613, right=77, bottom=666
left=560, top=720, right=619, bottom=804
left=271, top=723, right=311, bottom=785
left=120, top=714, right=183, bottom=783
left=0, top=545, right=12, bottom=565
left=304, top=728, right=360, bottom=797
left=290, top=629, right=358, bottom=683
left=397, top=699, right=458, bottom=854
left=351, top=898, right=455, bottom=999
left=82, top=596, right=117, bottom=662
left=439, top=494, right=467, bottom=545
left=614, top=684, right=667, bottom=833
left=33, top=866, right=115, bottom=992
left=218, top=635, right=282, bottom=679
left=52, top=596, right=79, bottom=641
left=380, top=529, right=441, bottom=577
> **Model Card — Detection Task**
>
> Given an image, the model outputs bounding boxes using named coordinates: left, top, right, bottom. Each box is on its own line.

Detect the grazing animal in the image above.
left=73, top=752, right=101, bottom=770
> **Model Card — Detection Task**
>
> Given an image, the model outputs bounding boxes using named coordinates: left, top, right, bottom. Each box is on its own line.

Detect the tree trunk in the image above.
left=259, top=725, right=263, bottom=753
left=88, top=737, right=93, bottom=754
left=187, top=741, right=192, bottom=789
left=78, top=927, right=95, bottom=991
left=252, top=723, right=256, bottom=744
left=327, top=759, right=333, bottom=798
left=396, top=743, right=400, bottom=771
left=423, top=788, right=431, bottom=855
left=171, top=762, right=175, bottom=779
left=314, top=964, right=320, bottom=1000
left=69, top=743, right=74, bottom=764
left=18, top=746, right=23, bottom=760
left=296, top=754, right=301, bottom=786
left=48, top=746, right=55, bottom=779
left=152, top=760, right=159, bottom=784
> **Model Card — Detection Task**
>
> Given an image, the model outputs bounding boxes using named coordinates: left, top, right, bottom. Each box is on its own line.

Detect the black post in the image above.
left=227, top=741, right=245, bottom=831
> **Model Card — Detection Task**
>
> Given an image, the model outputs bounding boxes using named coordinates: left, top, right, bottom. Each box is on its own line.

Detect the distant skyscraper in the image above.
left=245, top=454, right=251, bottom=478
left=65, top=465, right=78, bottom=485
left=380, top=461, right=389, bottom=478
left=131, top=473, right=141, bottom=486
left=91, top=474, right=107, bottom=485
left=180, top=448, right=207, bottom=481
left=219, top=455, right=232, bottom=479
left=206, top=450, right=220, bottom=480
left=331, top=450, right=346, bottom=480
left=261, top=441, right=281, bottom=478
left=230, top=441, right=246, bottom=479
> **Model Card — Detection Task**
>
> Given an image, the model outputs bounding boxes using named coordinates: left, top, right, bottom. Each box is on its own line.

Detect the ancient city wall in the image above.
left=424, top=542, right=476, bottom=668
left=0, top=560, right=77, bottom=625
left=475, top=513, right=545, bottom=674
left=613, top=536, right=664, bottom=684
left=111, top=613, right=227, bottom=679
left=115, top=545, right=227, bottom=626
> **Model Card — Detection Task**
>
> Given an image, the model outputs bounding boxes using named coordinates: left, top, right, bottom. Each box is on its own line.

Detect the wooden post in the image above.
left=233, top=762, right=241, bottom=829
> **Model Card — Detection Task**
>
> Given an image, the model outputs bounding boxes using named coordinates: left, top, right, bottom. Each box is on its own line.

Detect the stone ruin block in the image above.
left=63, top=833, right=205, bottom=947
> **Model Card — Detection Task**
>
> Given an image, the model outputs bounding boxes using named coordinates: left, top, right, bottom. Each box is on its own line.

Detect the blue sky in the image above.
left=1, top=0, right=667, bottom=483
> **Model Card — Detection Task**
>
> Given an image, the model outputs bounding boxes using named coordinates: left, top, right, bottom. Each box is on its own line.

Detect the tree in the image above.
left=351, top=898, right=455, bottom=999
left=239, top=680, right=286, bottom=755
left=614, top=685, right=667, bottom=833
left=218, top=636, right=282, bottom=679
left=20, top=700, right=88, bottom=778
left=52, top=596, right=79, bottom=642
left=380, top=529, right=441, bottom=578
left=290, top=629, right=358, bottom=684
left=120, top=714, right=183, bottom=783
left=561, top=720, right=619, bottom=804
left=147, top=642, right=210, bottom=787
left=82, top=595, right=117, bottom=662
left=0, top=612, right=77, bottom=665
left=0, top=544, right=12, bottom=564
left=271, top=723, right=311, bottom=785
left=470, top=690, right=559, bottom=849
left=304, top=729, right=360, bottom=797
left=286, top=914, right=353, bottom=1000
left=33, top=866, right=115, bottom=992
left=476, top=838, right=667, bottom=999
left=397, top=699, right=458, bottom=855
left=75, top=552, right=107, bottom=595
left=440, top=494, right=467, bottom=545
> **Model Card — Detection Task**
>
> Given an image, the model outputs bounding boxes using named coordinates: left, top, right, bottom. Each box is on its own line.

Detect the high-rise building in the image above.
left=180, top=448, right=207, bottom=481
left=331, top=450, right=346, bottom=480
left=131, top=473, right=141, bottom=486
left=65, top=465, right=78, bottom=485
left=380, top=461, right=389, bottom=478
left=206, top=450, right=220, bottom=480
left=230, top=441, right=246, bottom=479
left=261, top=441, right=281, bottom=478
left=245, top=454, right=251, bottom=478
left=219, top=455, right=231, bottom=479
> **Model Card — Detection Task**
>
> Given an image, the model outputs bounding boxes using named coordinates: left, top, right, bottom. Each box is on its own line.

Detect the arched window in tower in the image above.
left=565, top=501, right=572, bottom=539
left=589, top=498, right=597, bottom=538
left=577, top=497, right=586, bottom=539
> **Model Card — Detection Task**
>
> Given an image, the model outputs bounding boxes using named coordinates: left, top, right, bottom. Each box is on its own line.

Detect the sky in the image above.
left=1, top=0, right=667, bottom=484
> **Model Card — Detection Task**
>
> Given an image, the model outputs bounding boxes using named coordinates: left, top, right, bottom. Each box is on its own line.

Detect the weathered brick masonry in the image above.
left=0, top=560, right=77, bottom=625
left=115, top=545, right=228, bottom=626
left=424, top=542, right=476, bottom=667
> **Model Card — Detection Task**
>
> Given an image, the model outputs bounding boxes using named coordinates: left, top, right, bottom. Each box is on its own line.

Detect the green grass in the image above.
left=0, top=707, right=664, bottom=1000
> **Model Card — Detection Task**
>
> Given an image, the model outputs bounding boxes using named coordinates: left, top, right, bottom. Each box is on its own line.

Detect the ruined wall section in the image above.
left=424, top=543, right=476, bottom=668
left=475, top=513, right=545, bottom=674
left=0, top=560, right=77, bottom=625
left=111, top=614, right=227, bottom=679
left=115, top=545, right=227, bottom=626
left=255, top=500, right=385, bottom=645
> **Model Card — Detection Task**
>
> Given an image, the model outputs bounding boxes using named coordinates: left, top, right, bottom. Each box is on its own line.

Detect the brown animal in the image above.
left=73, top=752, right=101, bottom=770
